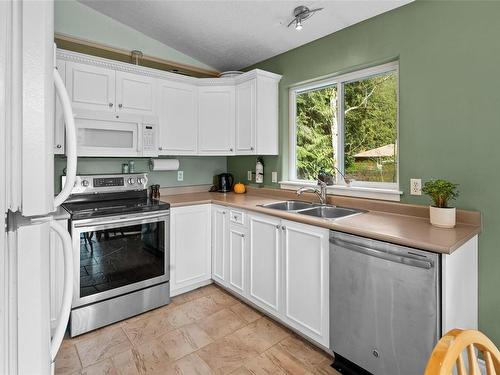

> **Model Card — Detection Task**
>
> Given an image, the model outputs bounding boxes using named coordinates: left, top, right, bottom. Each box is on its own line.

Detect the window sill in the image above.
left=279, top=181, right=402, bottom=202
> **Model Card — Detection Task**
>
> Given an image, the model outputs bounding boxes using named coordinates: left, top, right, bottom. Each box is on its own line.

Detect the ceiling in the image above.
left=79, top=0, right=413, bottom=72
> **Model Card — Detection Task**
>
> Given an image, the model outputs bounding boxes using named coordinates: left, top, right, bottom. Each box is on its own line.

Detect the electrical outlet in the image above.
left=272, top=171, right=278, bottom=183
left=247, top=170, right=252, bottom=181
left=177, top=170, right=184, bottom=181
left=410, top=178, right=422, bottom=195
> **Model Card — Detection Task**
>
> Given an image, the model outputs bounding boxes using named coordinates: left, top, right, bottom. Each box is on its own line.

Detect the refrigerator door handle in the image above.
left=49, top=220, right=74, bottom=362
left=53, top=67, right=77, bottom=208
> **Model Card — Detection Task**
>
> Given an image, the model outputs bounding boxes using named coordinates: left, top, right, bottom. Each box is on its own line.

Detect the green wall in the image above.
left=54, top=156, right=226, bottom=192
left=227, top=1, right=500, bottom=345
left=54, top=0, right=215, bottom=71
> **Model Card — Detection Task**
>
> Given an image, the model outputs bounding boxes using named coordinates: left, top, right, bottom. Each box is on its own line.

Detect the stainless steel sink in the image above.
left=259, top=200, right=319, bottom=211
left=299, top=206, right=366, bottom=220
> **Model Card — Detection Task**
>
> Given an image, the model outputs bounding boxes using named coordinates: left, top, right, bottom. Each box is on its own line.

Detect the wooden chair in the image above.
left=425, top=329, right=500, bottom=375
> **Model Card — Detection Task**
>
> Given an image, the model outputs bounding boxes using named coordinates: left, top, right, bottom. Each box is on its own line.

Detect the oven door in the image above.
left=71, top=211, right=169, bottom=308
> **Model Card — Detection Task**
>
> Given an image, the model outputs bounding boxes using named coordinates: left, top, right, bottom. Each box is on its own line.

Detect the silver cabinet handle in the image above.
left=109, top=102, right=113, bottom=107
left=56, top=144, right=62, bottom=149
left=118, top=104, right=123, bottom=108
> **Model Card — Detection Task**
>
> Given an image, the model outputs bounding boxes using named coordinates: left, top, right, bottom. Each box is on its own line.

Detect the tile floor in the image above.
left=56, top=284, right=339, bottom=375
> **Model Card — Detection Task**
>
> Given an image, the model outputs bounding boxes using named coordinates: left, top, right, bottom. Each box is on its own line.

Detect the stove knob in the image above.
left=137, top=177, right=144, bottom=185
left=81, top=180, right=89, bottom=187
left=128, top=178, right=136, bottom=185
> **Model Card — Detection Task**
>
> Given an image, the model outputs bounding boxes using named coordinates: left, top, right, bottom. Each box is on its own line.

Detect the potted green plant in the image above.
left=422, top=179, right=459, bottom=228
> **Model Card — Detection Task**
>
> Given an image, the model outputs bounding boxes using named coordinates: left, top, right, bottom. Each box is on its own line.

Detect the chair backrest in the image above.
left=425, top=329, right=500, bottom=375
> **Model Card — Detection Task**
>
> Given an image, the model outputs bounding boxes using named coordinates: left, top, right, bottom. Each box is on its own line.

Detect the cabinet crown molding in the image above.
left=57, top=49, right=282, bottom=86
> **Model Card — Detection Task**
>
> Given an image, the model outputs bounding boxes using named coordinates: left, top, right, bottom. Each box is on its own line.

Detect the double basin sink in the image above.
left=259, top=200, right=366, bottom=220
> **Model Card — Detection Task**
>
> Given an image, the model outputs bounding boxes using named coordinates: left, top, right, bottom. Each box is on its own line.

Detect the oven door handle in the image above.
left=73, top=212, right=170, bottom=228
left=49, top=220, right=74, bottom=362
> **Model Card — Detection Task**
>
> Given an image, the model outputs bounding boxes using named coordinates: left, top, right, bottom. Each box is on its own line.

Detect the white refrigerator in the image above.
left=1, top=1, right=77, bottom=374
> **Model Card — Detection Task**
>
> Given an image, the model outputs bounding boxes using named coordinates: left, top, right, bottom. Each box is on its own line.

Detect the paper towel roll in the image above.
left=149, top=158, right=180, bottom=171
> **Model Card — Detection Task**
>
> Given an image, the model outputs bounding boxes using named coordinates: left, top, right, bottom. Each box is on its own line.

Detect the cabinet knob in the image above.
left=250, top=147, right=254, bottom=150
left=159, top=146, right=163, bottom=151
left=281, top=225, right=286, bottom=230
left=56, top=144, right=62, bottom=149
left=118, top=104, right=123, bottom=108
left=223, top=211, right=226, bottom=215
left=275, top=225, right=280, bottom=229
left=240, top=233, right=245, bottom=238
left=234, top=216, right=238, bottom=220
left=109, top=103, right=113, bottom=107
left=229, top=148, right=233, bottom=152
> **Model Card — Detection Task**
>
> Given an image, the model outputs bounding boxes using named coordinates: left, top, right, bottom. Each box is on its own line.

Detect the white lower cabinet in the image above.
left=170, top=205, right=212, bottom=295
left=247, top=214, right=281, bottom=316
left=228, top=225, right=247, bottom=295
left=282, top=220, right=329, bottom=346
left=211, top=205, right=229, bottom=286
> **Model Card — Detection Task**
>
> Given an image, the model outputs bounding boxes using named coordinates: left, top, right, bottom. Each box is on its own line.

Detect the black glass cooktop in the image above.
left=63, top=191, right=170, bottom=220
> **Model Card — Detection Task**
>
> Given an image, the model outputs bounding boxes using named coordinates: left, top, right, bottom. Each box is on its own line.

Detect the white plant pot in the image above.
left=429, top=206, right=456, bottom=228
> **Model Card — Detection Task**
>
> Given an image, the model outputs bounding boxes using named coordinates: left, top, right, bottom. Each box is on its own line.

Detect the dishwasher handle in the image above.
left=330, top=238, right=434, bottom=269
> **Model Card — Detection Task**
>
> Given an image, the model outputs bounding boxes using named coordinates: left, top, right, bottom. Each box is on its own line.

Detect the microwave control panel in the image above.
left=143, top=124, right=156, bottom=152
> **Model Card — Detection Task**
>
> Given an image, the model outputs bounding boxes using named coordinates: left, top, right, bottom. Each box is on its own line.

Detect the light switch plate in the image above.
left=272, top=171, right=278, bottom=183
left=247, top=170, right=252, bottom=181
left=410, top=178, right=421, bottom=195
left=177, top=171, right=184, bottom=181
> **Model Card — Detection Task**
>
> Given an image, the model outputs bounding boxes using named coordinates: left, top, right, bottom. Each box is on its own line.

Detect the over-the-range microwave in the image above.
left=70, top=109, right=159, bottom=157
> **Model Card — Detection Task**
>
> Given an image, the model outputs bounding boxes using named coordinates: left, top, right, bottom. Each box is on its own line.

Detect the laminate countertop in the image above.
left=160, top=190, right=481, bottom=255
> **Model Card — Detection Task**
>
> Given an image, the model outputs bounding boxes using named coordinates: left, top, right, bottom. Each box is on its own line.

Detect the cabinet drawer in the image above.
left=230, top=210, right=245, bottom=225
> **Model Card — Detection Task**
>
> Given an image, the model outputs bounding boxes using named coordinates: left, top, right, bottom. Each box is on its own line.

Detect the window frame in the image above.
left=287, top=61, right=401, bottom=200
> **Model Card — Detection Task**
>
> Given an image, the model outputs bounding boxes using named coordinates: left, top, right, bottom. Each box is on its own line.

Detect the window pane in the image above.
left=295, top=85, right=337, bottom=181
left=344, top=71, right=398, bottom=183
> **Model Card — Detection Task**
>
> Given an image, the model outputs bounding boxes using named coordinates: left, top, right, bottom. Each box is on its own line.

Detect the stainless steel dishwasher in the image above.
left=329, top=231, right=440, bottom=375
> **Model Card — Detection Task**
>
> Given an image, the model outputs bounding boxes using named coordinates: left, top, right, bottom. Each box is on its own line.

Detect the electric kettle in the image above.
left=217, top=173, right=234, bottom=192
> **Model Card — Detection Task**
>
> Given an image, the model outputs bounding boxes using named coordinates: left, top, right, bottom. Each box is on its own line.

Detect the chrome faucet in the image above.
left=297, top=180, right=328, bottom=205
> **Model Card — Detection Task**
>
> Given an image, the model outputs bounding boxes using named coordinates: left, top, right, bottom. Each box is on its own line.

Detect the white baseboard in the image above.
left=170, top=279, right=213, bottom=297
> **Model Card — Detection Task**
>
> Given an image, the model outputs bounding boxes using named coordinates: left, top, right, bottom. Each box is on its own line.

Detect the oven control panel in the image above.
left=63, top=173, right=148, bottom=195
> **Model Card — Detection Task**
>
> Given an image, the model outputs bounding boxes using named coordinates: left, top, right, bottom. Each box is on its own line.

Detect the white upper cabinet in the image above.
left=235, top=79, right=256, bottom=154
left=255, top=75, right=279, bottom=155
left=157, top=79, right=198, bottom=155
left=115, top=71, right=155, bottom=115
left=198, top=86, right=235, bottom=155
left=66, top=61, right=116, bottom=112
left=54, top=59, right=66, bottom=154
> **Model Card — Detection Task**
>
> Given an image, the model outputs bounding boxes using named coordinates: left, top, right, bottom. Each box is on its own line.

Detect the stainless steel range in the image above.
left=62, top=173, right=170, bottom=337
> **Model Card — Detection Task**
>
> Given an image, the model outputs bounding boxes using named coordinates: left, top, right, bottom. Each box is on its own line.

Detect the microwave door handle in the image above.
left=49, top=220, right=74, bottom=362
left=53, top=67, right=77, bottom=208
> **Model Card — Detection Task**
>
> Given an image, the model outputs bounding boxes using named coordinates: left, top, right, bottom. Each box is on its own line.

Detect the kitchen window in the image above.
left=286, top=61, right=400, bottom=200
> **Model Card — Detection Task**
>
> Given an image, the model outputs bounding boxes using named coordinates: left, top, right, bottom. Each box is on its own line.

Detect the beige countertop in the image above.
left=160, top=190, right=481, bottom=255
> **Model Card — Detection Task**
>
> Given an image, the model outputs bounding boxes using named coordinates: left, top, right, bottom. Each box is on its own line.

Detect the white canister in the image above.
left=256, top=160, right=264, bottom=184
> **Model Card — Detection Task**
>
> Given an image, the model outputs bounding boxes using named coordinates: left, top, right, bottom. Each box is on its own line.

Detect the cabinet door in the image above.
left=54, top=59, right=65, bottom=154
left=198, top=86, right=235, bottom=155
left=158, top=80, right=198, bottom=154
left=66, top=61, right=115, bottom=112
left=255, top=75, right=279, bottom=155
left=282, top=220, right=329, bottom=346
left=170, top=205, right=212, bottom=294
left=228, top=226, right=247, bottom=296
left=235, top=79, right=256, bottom=154
left=248, top=214, right=281, bottom=315
left=116, top=71, right=155, bottom=115
left=211, top=205, right=228, bottom=286
left=49, top=217, right=68, bottom=334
